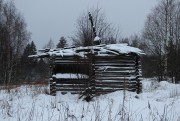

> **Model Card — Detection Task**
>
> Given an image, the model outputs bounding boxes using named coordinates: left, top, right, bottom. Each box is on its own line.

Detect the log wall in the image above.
left=49, top=53, right=142, bottom=97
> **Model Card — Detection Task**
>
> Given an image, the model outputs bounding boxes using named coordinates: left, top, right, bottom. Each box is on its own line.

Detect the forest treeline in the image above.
left=1, top=0, right=180, bottom=84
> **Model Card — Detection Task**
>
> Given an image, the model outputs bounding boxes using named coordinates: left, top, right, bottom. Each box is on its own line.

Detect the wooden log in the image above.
left=95, top=81, right=129, bottom=84
left=55, top=61, right=90, bottom=64
left=95, top=88, right=127, bottom=93
left=49, top=79, right=56, bottom=96
left=56, top=84, right=88, bottom=88
left=95, top=73, right=137, bottom=76
left=55, top=79, right=89, bottom=84
left=94, top=55, right=135, bottom=60
left=94, top=63, right=136, bottom=67
left=95, top=77, right=136, bottom=80
left=95, top=67, right=135, bottom=71
left=56, top=88, right=85, bottom=92
left=95, top=66, right=135, bottom=71
left=95, top=84, right=129, bottom=88
left=95, top=60, right=135, bottom=64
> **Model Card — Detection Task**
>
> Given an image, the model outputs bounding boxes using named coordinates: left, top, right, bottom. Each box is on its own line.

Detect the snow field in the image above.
left=0, top=79, right=180, bottom=121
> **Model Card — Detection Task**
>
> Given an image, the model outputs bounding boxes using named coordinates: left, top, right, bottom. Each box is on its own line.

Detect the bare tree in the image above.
left=43, top=38, right=55, bottom=49
left=0, top=0, right=30, bottom=84
left=143, top=0, right=180, bottom=81
left=72, top=7, right=119, bottom=47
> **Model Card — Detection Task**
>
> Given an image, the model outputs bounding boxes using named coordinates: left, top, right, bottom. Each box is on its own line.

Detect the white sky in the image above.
left=14, top=0, right=159, bottom=49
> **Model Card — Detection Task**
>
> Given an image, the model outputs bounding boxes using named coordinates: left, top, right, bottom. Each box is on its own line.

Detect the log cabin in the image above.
left=29, top=43, right=144, bottom=101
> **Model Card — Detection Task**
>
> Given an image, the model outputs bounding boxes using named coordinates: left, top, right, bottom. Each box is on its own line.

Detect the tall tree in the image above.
left=143, top=0, right=180, bottom=82
left=20, top=41, right=37, bottom=81
left=72, top=7, right=119, bottom=47
left=0, top=0, right=30, bottom=84
left=56, top=36, right=68, bottom=48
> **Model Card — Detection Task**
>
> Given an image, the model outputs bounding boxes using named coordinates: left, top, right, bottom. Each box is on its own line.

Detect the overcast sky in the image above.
left=15, top=0, right=159, bottom=49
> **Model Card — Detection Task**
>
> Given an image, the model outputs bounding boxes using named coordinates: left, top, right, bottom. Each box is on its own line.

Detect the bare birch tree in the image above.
left=143, top=0, right=180, bottom=81
left=72, top=7, right=119, bottom=47
left=0, top=0, right=30, bottom=84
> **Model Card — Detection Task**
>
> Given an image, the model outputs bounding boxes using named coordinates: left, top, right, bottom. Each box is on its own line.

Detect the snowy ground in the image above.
left=0, top=79, right=180, bottom=121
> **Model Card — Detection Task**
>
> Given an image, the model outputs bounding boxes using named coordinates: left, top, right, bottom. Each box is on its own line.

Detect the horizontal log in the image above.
left=95, top=85, right=133, bottom=88
left=94, top=55, right=135, bottom=60
left=95, top=81, right=126, bottom=84
left=54, top=78, right=89, bottom=81
left=95, top=88, right=126, bottom=92
left=95, top=82, right=135, bottom=85
left=94, top=58, right=135, bottom=62
left=56, top=89, right=96, bottom=94
left=95, top=74, right=135, bottom=78
left=56, top=84, right=87, bottom=88
left=95, top=69, right=136, bottom=72
left=94, top=63, right=136, bottom=66
left=54, top=61, right=90, bottom=64
left=54, top=82, right=137, bottom=88
left=56, top=81, right=89, bottom=85
left=55, top=79, right=138, bottom=84
left=52, top=54, right=139, bottom=61
left=94, top=88, right=137, bottom=95
left=65, top=86, right=138, bottom=91
left=95, top=73, right=136, bottom=76
left=55, top=78, right=89, bottom=81
left=95, top=76, right=131, bottom=79
left=56, top=88, right=85, bottom=91
left=95, top=66, right=136, bottom=70
left=95, top=60, right=135, bottom=64
left=97, top=74, right=135, bottom=78
left=95, top=79, right=136, bottom=82
left=54, top=56, right=87, bottom=60
left=55, top=81, right=136, bottom=86
left=55, top=82, right=137, bottom=87
left=56, top=83, right=134, bottom=88
left=95, top=67, right=139, bottom=71
left=51, top=56, right=141, bottom=63
left=95, top=76, right=136, bottom=80
left=95, top=81, right=136, bottom=84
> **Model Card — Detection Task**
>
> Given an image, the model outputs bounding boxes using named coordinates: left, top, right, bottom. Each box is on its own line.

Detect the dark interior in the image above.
left=53, top=64, right=90, bottom=75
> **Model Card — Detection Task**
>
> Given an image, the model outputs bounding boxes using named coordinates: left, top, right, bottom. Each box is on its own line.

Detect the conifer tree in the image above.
left=20, top=41, right=37, bottom=81
left=56, top=36, right=68, bottom=48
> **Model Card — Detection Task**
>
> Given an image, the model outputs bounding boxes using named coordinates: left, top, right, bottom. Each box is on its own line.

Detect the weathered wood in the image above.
left=56, top=84, right=88, bottom=88
left=55, top=79, right=89, bottom=83
left=95, top=73, right=136, bottom=77
left=49, top=78, right=56, bottom=96
left=49, top=52, right=142, bottom=97
left=95, top=77, right=136, bottom=80
left=56, top=88, right=85, bottom=92
left=95, top=84, right=131, bottom=88
left=95, top=60, right=135, bottom=64
left=95, top=67, right=136, bottom=71
left=94, top=54, right=135, bottom=60
left=94, top=63, right=135, bottom=66
left=96, top=70, right=135, bottom=75
left=95, top=88, right=126, bottom=92
left=95, top=66, right=135, bottom=70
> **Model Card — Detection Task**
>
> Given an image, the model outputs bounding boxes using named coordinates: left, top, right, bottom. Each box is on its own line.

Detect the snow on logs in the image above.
left=29, top=43, right=144, bottom=98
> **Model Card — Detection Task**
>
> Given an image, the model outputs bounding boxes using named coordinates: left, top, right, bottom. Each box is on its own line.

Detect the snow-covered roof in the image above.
left=29, top=43, right=144, bottom=58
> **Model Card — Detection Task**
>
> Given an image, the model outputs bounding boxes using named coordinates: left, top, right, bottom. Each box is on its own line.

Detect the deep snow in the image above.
left=0, top=79, right=180, bottom=121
